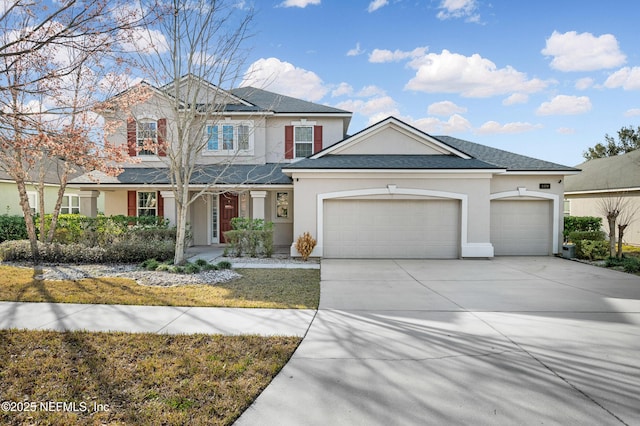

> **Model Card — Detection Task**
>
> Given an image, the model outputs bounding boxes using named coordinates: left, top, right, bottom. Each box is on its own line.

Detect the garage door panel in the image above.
left=491, top=200, right=551, bottom=256
left=324, top=199, right=459, bottom=259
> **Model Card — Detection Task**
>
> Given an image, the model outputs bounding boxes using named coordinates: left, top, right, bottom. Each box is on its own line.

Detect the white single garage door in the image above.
left=323, top=199, right=460, bottom=259
left=491, top=200, right=552, bottom=255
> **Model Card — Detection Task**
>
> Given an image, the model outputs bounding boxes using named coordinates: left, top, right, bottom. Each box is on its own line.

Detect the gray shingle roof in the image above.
left=435, top=136, right=579, bottom=172
left=71, top=164, right=292, bottom=186
left=230, top=87, right=351, bottom=114
left=283, top=155, right=502, bottom=170
left=565, top=149, right=640, bottom=192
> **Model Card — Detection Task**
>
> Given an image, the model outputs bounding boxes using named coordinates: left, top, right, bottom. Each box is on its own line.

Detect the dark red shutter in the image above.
left=127, top=117, right=137, bottom=156
left=157, top=118, right=167, bottom=157
left=157, top=191, right=164, bottom=217
left=285, top=125, right=294, bottom=159
left=313, top=125, right=323, bottom=154
left=127, top=191, right=137, bottom=216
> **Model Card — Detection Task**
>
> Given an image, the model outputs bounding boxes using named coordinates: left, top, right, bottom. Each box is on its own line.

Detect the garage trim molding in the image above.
left=314, top=185, right=494, bottom=258
left=490, top=187, right=560, bottom=254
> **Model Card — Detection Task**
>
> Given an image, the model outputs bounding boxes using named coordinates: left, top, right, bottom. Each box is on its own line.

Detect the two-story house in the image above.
left=70, top=76, right=351, bottom=249
left=70, top=76, right=580, bottom=259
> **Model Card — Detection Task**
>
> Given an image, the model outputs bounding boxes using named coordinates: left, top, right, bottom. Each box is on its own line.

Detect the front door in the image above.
left=220, top=193, right=238, bottom=243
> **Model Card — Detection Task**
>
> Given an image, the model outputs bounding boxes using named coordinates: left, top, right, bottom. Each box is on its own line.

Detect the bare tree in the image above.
left=126, top=0, right=256, bottom=264
left=0, top=0, right=144, bottom=262
left=598, top=193, right=639, bottom=258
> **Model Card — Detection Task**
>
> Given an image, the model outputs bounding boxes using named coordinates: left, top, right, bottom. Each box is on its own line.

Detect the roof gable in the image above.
left=314, top=117, right=471, bottom=159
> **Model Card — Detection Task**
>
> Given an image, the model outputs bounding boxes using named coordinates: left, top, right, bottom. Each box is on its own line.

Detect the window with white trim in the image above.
left=294, top=126, right=313, bottom=158
left=276, top=191, right=289, bottom=219
left=137, top=121, right=157, bottom=155
left=27, top=191, right=37, bottom=215
left=137, top=191, right=157, bottom=216
left=61, top=194, right=80, bottom=214
left=205, top=120, right=253, bottom=154
left=563, top=199, right=571, bottom=217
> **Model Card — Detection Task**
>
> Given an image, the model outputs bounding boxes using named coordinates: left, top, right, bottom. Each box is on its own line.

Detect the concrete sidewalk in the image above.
left=0, top=301, right=315, bottom=336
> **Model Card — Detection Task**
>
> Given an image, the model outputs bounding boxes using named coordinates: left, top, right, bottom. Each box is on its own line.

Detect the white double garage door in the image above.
left=323, top=199, right=552, bottom=258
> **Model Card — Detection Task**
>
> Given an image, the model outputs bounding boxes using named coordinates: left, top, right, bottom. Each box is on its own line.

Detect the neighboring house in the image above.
left=69, top=77, right=579, bottom=258
left=0, top=166, right=102, bottom=216
left=565, top=150, right=640, bottom=245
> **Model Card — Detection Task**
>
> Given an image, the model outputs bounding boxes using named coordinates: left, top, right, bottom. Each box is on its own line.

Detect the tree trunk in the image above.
left=15, top=180, right=40, bottom=263
left=607, top=214, right=617, bottom=258
left=46, top=173, right=68, bottom=243
left=617, top=224, right=628, bottom=259
left=173, top=194, right=189, bottom=265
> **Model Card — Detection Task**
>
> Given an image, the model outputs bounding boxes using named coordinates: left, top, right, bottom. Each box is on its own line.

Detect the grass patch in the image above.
left=0, top=266, right=319, bottom=309
left=0, top=330, right=300, bottom=425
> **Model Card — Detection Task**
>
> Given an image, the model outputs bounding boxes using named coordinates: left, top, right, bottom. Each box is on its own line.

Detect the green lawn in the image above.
left=0, top=266, right=320, bottom=309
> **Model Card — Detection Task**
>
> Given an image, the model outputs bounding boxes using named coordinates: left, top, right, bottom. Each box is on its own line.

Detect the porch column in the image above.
left=250, top=190, right=267, bottom=220
left=78, top=190, right=99, bottom=217
left=160, top=191, right=176, bottom=226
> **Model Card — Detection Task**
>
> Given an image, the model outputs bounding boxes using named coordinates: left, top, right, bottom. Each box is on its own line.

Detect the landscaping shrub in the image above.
left=564, top=216, right=602, bottom=239
left=0, top=239, right=175, bottom=264
left=606, top=256, right=640, bottom=273
left=568, top=230, right=608, bottom=260
left=295, top=232, right=316, bottom=260
left=36, top=214, right=172, bottom=245
left=223, top=218, right=273, bottom=257
left=217, top=260, right=232, bottom=270
left=0, top=215, right=27, bottom=243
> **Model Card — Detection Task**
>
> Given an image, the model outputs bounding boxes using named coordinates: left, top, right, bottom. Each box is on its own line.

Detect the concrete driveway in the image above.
left=236, top=257, right=640, bottom=425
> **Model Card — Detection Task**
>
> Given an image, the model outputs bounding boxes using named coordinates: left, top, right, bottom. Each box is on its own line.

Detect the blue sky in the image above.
left=239, top=0, right=640, bottom=167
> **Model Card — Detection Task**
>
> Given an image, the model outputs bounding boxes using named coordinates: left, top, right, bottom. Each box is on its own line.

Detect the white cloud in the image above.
left=331, top=82, right=353, bottom=97
left=575, top=77, right=594, bottom=90
left=476, top=121, right=542, bottom=135
left=356, top=85, right=386, bottom=97
left=405, top=49, right=550, bottom=97
left=624, top=108, right=640, bottom=117
left=604, top=67, right=640, bottom=90
left=536, top=95, right=592, bottom=116
left=367, top=0, right=388, bottom=13
left=369, top=47, right=428, bottom=63
left=278, top=0, right=320, bottom=7
left=335, top=96, right=399, bottom=125
left=502, top=93, right=528, bottom=106
left=436, top=0, right=479, bottom=22
left=412, top=114, right=472, bottom=134
left=241, top=57, right=328, bottom=102
left=347, top=42, right=364, bottom=57
left=541, top=31, right=626, bottom=72
left=427, top=101, right=467, bottom=116
left=557, top=127, right=576, bottom=135
left=118, top=28, right=169, bottom=54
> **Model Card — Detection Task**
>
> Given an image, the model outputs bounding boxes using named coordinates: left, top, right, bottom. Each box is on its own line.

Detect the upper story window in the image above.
left=137, top=121, right=157, bottom=155
left=285, top=122, right=322, bottom=160
left=294, top=126, right=313, bottom=158
left=127, top=117, right=166, bottom=157
left=205, top=120, right=253, bottom=154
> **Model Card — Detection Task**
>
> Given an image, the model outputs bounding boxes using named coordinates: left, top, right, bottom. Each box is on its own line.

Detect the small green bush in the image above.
left=606, top=256, right=640, bottom=273
left=576, top=240, right=609, bottom=261
left=217, top=260, right=232, bottom=270
left=194, top=259, right=208, bottom=267
left=141, top=259, right=160, bottom=271
left=0, top=215, right=28, bottom=243
left=184, top=262, right=201, bottom=274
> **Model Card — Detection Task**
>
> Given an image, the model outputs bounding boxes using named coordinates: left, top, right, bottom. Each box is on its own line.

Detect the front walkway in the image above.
left=236, top=257, right=640, bottom=425
left=0, top=302, right=315, bottom=336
